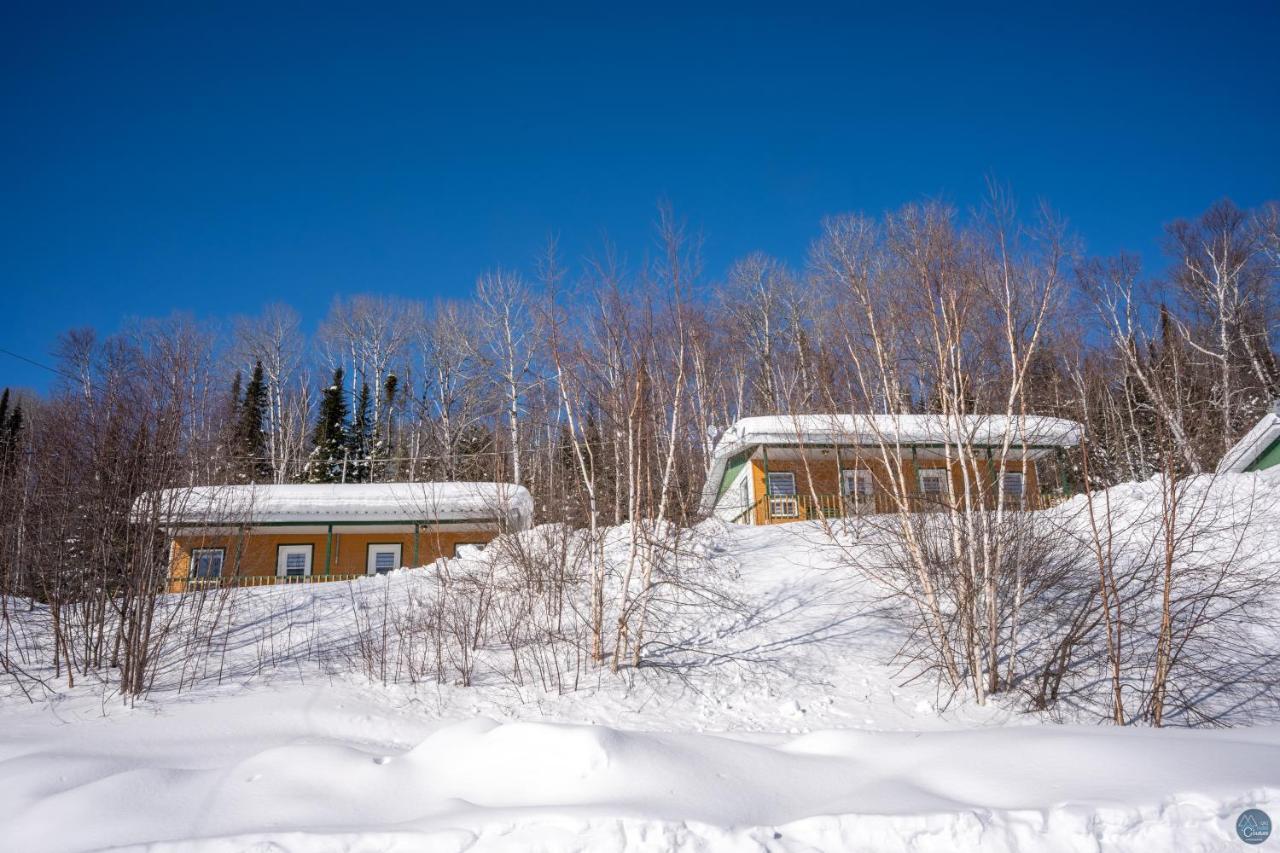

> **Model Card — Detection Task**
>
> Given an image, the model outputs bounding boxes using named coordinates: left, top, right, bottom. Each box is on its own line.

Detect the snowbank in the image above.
left=0, top=685, right=1273, bottom=852
left=3, top=472, right=1279, bottom=851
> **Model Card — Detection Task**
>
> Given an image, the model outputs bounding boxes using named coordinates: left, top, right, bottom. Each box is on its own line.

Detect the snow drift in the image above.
left=0, top=686, right=1274, bottom=852
left=1, top=472, right=1278, bottom=851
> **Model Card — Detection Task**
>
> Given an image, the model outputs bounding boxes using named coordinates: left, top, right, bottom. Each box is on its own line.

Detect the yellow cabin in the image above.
left=135, top=482, right=533, bottom=592
left=700, top=415, right=1081, bottom=524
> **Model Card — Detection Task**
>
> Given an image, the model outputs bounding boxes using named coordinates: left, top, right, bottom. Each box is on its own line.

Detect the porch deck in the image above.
left=737, top=490, right=1069, bottom=524
left=170, top=573, right=368, bottom=593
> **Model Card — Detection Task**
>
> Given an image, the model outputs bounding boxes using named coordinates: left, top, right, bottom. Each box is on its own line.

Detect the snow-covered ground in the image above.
left=3, top=684, right=1276, bottom=852
left=2, top=475, right=1278, bottom=851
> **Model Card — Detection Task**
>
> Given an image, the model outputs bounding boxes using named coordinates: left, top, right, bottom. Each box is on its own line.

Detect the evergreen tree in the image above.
left=383, top=374, right=399, bottom=413
left=235, top=361, right=271, bottom=482
left=455, top=423, right=496, bottom=481
left=228, top=370, right=243, bottom=422
left=7, top=402, right=22, bottom=443
left=377, top=374, right=398, bottom=480
left=217, top=370, right=244, bottom=483
left=305, top=367, right=350, bottom=483
left=348, top=382, right=372, bottom=483
left=0, top=389, right=21, bottom=480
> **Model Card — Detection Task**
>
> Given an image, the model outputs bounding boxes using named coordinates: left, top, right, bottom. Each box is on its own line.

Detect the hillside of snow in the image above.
left=1, top=474, right=1278, bottom=851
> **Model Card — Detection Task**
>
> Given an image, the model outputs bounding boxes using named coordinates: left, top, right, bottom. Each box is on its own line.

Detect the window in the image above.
left=841, top=469, right=874, bottom=501
left=367, top=543, right=402, bottom=576
left=767, top=472, right=797, bottom=495
left=276, top=544, right=314, bottom=579
left=1001, top=471, right=1025, bottom=502
left=918, top=469, right=949, bottom=500
left=190, top=548, right=224, bottom=579
left=767, top=471, right=798, bottom=518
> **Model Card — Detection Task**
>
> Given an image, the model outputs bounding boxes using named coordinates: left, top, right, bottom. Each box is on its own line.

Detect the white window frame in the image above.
left=1001, top=471, right=1026, bottom=503
left=767, top=471, right=798, bottom=518
left=841, top=468, right=874, bottom=501
left=917, top=468, right=950, bottom=499
left=276, top=544, right=314, bottom=579
left=366, top=543, right=402, bottom=576
left=190, top=547, right=224, bottom=579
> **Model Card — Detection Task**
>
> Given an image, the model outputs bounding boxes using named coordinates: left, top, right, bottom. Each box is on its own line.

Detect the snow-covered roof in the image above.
left=135, top=482, right=533, bottom=529
left=1217, top=411, right=1280, bottom=474
left=701, top=414, right=1083, bottom=514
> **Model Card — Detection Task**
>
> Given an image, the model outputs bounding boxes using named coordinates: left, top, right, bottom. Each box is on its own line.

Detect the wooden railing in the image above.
left=760, top=492, right=896, bottom=522
left=755, top=491, right=1055, bottom=523
left=172, top=574, right=366, bottom=593
left=765, top=493, right=845, bottom=520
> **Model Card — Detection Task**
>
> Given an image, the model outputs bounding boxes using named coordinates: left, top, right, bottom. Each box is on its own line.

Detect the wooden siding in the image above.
left=169, top=527, right=496, bottom=589
left=749, top=453, right=1041, bottom=524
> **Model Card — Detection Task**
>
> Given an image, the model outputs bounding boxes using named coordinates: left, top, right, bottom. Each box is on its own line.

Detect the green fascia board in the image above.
left=1245, top=435, right=1280, bottom=472
left=716, top=449, right=752, bottom=501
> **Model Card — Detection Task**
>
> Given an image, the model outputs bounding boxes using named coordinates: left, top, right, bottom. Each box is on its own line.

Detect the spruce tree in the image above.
left=455, top=423, right=495, bottom=480
left=378, top=374, right=398, bottom=481
left=305, top=367, right=350, bottom=483
left=228, top=370, right=243, bottom=421
left=236, top=361, right=270, bottom=482
left=0, top=389, right=19, bottom=478
left=218, top=370, right=244, bottom=483
left=349, top=382, right=372, bottom=483
left=6, top=402, right=21, bottom=443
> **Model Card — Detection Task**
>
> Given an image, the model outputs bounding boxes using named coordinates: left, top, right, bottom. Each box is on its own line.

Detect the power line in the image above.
left=0, top=346, right=79, bottom=383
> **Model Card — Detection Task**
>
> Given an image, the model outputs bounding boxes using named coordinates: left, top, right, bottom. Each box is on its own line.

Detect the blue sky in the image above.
left=3, top=3, right=1278, bottom=391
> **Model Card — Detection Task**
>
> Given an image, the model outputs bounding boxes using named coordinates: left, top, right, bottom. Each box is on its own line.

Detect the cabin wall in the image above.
left=745, top=452, right=1041, bottom=524
left=169, top=527, right=497, bottom=584
left=711, top=462, right=754, bottom=522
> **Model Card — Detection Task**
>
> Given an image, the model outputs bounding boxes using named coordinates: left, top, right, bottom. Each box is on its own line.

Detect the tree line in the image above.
left=0, top=193, right=1277, bottom=708
left=4, top=194, right=1279, bottom=565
